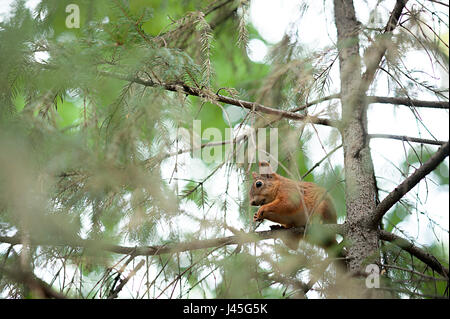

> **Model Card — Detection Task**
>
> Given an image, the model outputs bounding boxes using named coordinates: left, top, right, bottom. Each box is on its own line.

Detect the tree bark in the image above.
left=333, top=0, right=380, bottom=274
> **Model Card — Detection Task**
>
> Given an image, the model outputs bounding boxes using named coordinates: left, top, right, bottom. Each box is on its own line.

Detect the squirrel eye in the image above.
left=255, top=181, right=263, bottom=188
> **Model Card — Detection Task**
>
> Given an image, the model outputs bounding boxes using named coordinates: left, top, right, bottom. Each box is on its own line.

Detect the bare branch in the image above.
left=289, top=93, right=340, bottom=112
left=369, top=134, right=446, bottom=146
left=107, top=259, right=145, bottom=299
left=370, top=141, right=449, bottom=226
left=302, top=143, right=343, bottom=178
left=368, top=96, right=449, bottom=109
left=425, top=0, right=449, bottom=7
left=290, top=94, right=449, bottom=112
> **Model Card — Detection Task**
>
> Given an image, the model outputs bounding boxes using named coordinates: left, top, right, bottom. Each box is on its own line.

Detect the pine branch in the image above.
left=2, top=226, right=447, bottom=282
left=360, top=0, right=408, bottom=92
left=99, top=70, right=335, bottom=127
left=382, top=264, right=448, bottom=281
left=0, top=225, right=343, bottom=257
left=144, top=133, right=248, bottom=165
left=302, top=143, right=343, bottom=179
left=0, top=266, right=67, bottom=299
left=379, top=230, right=449, bottom=278
left=370, top=141, right=449, bottom=226
left=204, top=0, right=236, bottom=16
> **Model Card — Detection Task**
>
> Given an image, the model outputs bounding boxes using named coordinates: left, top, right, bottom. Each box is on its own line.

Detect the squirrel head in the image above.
left=249, top=162, right=279, bottom=206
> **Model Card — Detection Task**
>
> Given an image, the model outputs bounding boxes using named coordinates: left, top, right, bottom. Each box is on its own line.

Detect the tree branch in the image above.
left=370, top=141, right=449, bottom=226
left=289, top=94, right=340, bottom=112
left=369, top=134, right=446, bottom=146
left=0, top=225, right=344, bottom=257
left=98, top=70, right=335, bottom=127
left=360, top=0, right=408, bottom=92
left=382, top=263, right=448, bottom=281
left=368, top=96, right=449, bottom=109
left=289, top=93, right=449, bottom=112
left=107, top=259, right=145, bottom=299
left=379, top=230, right=449, bottom=278
left=2, top=226, right=448, bottom=283
left=0, top=266, right=67, bottom=299
left=426, top=0, right=449, bottom=7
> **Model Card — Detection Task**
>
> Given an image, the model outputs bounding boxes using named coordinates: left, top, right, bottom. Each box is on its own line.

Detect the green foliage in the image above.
left=215, top=252, right=264, bottom=298
left=181, top=180, right=209, bottom=209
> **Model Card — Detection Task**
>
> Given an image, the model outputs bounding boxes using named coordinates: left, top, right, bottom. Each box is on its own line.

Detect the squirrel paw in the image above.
left=253, top=209, right=264, bottom=222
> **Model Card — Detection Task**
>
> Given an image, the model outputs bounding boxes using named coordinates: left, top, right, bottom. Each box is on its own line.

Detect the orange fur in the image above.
left=250, top=162, right=337, bottom=249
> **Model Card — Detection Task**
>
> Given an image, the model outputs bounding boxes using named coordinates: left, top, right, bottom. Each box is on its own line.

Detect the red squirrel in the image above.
left=250, top=162, right=338, bottom=250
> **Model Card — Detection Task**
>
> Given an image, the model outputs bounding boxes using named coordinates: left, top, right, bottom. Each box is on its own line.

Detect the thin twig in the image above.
left=369, top=134, right=446, bottom=146
left=107, top=259, right=145, bottom=299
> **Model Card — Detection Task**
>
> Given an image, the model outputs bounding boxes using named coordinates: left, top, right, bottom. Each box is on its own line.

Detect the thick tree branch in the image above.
left=379, top=230, right=449, bottom=278
left=2, top=226, right=448, bottom=282
left=0, top=225, right=344, bottom=257
left=370, top=141, right=449, bottom=226
left=99, top=70, right=335, bottom=127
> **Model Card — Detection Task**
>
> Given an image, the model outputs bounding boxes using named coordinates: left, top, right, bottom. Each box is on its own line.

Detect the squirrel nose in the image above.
left=250, top=200, right=257, bottom=206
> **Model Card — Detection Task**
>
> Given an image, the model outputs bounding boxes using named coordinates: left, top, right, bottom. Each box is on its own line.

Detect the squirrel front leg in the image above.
left=253, top=198, right=281, bottom=222
left=253, top=198, right=295, bottom=227
left=253, top=198, right=301, bottom=250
